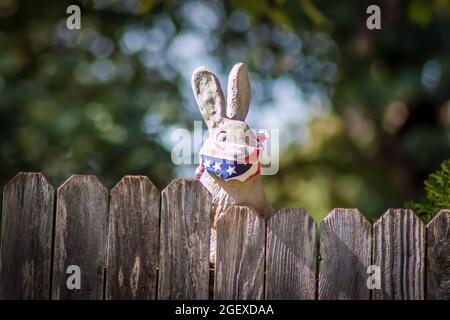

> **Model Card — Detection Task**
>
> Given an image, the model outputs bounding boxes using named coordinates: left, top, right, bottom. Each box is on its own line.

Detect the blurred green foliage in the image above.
left=0, top=0, right=449, bottom=222
left=406, top=158, right=450, bottom=222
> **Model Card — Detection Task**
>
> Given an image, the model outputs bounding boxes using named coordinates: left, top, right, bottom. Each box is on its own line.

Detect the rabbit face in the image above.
left=192, top=63, right=255, bottom=147
left=212, top=118, right=256, bottom=147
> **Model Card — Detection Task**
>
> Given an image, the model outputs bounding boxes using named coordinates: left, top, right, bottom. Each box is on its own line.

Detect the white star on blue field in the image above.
left=200, top=155, right=253, bottom=180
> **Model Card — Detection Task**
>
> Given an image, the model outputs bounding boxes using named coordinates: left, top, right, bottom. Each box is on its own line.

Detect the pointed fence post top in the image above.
left=3, top=172, right=54, bottom=194
left=111, top=175, right=159, bottom=193
left=57, top=174, right=108, bottom=194
left=374, top=208, right=424, bottom=227
left=321, top=208, right=370, bottom=229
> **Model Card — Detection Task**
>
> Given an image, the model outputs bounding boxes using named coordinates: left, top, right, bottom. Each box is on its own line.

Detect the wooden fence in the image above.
left=0, top=172, right=448, bottom=300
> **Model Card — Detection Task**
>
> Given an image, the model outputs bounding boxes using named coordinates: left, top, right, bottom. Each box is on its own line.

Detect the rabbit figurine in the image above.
left=191, top=62, right=273, bottom=263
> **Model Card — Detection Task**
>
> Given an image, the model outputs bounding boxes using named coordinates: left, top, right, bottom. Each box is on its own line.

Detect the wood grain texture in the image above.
left=373, top=209, right=425, bottom=300
left=158, top=179, right=211, bottom=300
left=214, top=206, right=265, bottom=300
left=105, top=176, right=160, bottom=300
left=319, top=208, right=371, bottom=300
left=426, top=209, right=450, bottom=300
left=0, top=172, right=54, bottom=299
left=265, top=208, right=316, bottom=300
left=52, top=175, right=108, bottom=300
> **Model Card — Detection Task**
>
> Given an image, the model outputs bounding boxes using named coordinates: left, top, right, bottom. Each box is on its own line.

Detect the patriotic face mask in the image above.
left=195, top=130, right=268, bottom=182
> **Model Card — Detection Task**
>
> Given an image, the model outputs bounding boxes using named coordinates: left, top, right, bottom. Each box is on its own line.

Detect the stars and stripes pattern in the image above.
left=195, top=130, right=267, bottom=182
left=198, top=155, right=260, bottom=181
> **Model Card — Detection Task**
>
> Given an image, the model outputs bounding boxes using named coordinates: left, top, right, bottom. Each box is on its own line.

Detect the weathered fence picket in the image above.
left=0, top=172, right=448, bottom=300
left=157, top=179, right=211, bottom=300
left=215, top=206, right=265, bottom=300
left=52, top=175, right=109, bottom=299
left=105, top=176, right=160, bottom=300
left=0, top=173, right=54, bottom=299
left=373, top=209, right=425, bottom=300
left=319, top=209, right=371, bottom=300
left=265, top=208, right=316, bottom=300
left=426, top=209, right=450, bottom=300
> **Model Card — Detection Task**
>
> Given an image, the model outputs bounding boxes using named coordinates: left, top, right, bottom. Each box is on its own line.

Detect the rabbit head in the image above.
left=192, top=63, right=257, bottom=148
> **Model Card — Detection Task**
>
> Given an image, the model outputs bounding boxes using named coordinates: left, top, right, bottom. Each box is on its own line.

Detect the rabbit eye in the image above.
left=217, top=131, right=227, bottom=142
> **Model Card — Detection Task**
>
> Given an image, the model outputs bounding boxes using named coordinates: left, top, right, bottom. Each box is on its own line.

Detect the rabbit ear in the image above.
left=192, top=66, right=225, bottom=129
left=227, top=63, right=250, bottom=121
